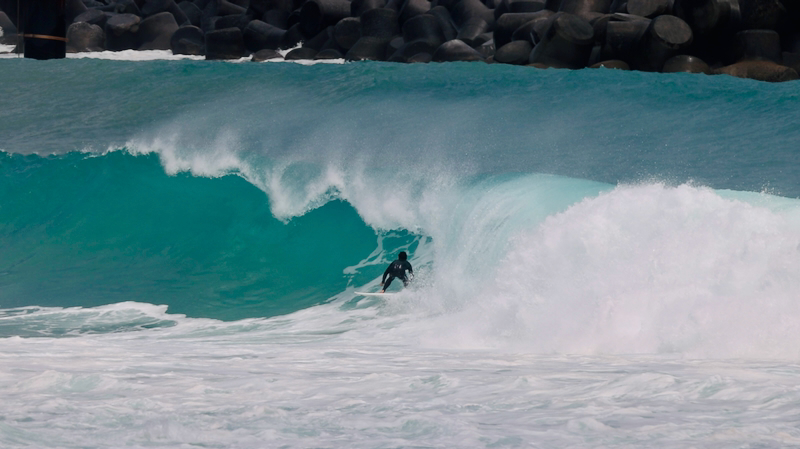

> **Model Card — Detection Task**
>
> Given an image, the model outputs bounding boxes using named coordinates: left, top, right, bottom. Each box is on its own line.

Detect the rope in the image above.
left=23, top=34, right=69, bottom=42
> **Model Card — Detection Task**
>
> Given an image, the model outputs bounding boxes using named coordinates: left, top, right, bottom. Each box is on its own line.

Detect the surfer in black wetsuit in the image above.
left=380, top=251, right=413, bottom=293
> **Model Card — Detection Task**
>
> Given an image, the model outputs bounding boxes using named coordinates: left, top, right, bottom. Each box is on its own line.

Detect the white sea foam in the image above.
left=3, top=300, right=800, bottom=448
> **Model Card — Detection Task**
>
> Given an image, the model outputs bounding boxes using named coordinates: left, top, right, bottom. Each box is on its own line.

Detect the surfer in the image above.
left=380, top=251, right=413, bottom=293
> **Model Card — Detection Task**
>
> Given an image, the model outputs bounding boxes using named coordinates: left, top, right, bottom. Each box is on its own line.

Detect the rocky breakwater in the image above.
left=1, top=0, right=799, bottom=81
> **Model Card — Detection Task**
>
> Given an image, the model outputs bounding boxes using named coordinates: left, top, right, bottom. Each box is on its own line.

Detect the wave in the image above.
left=4, top=150, right=800, bottom=358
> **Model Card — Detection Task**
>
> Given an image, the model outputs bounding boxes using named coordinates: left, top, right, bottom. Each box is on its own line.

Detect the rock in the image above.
left=496, top=12, right=553, bottom=47
left=625, top=0, right=671, bottom=18
left=105, top=13, right=142, bottom=51
left=137, top=11, right=179, bottom=49
left=243, top=19, right=285, bottom=51
left=736, top=29, right=781, bottom=63
left=285, top=46, right=318, bottom=59
left=280, top=23, right=304, bottom=49
left=215, top=13, right=252, bottom=31
left=716, top=60, right=799, bottom=82
left=315, top=48, right=344, bottom=58
left=399, top=0, right=432, bottom=24
left=262, top=9, right=290, bottom=28
left=141, top=0, right=190, bottom=25
left=635, top=14, right=692, bottom=71
left=662, top=54, right=711, bottom=73
left=73, top=9, right=109, bottom=28
left=334, top=17, right=361, bottom=50
left=179, top=1, right=204, bottom=26
left=494, top=39, right=532, bottom=64
left=115, top=0, right=143, bottom=16
left=508, top=0, right=546, bottom=13
left=589, top=58, right=630, bottom=68
left=426, top=6, right=459, bottom=41
left=389, top=14, right=445, bottom=61
left=432, top=38, right=485, bottom=61
left=66, top=0, right=88, bottom=23
left=408, top=51, right=433, bottom=62
left=451, top=0, right=495, bottom=46
left=251, top=48, right=282, bottom=60
left=205, top=26, right=245, bottom=59
left=299, top=0, right=351, bottom=35
left=351, top=0, right=387, bottom=16
left=170, top=24, right=205, bottom=54
left=597, top=15, right=650, bottom=63
left=67, top=21, right=105, bottom=52
left=529, top=12, right=595, bottom=69
left=346, top=8, right=399, bottom=61
left=559, top=0, right=613, bottom=19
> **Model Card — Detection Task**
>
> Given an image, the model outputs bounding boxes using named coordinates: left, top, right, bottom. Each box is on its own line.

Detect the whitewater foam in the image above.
left=408, top=183, right=800, bottom=358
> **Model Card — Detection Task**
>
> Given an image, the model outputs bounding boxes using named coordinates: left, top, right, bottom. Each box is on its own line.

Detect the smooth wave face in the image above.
left=0, top=151, right=400, bottom=320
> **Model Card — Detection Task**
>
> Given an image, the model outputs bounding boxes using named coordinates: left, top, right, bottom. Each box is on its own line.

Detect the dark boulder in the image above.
left=432, top=38, right=485, bottom=61
left=334, top=17, right=361, bottom=50
left=262, top=9, right=290, bottom=28
left=558, top=0, right=613, bottom=19
left=66, top=0, right=89, bottom=23
left=351, top=0, right=387, bottom=16
left=243, top=19, right=285, bottom=51
left=115, top=0, right=143, bottom=15
left=736, top=29, right=781, bottom=63
left=597, top=15, right=650, bottom=63
left=74, top=9, right=109, bottom=28
left=634, top=14, right=692, bottom=71
left=426, top=6, right=459, bottom=41
left=315, top=48, right=344, bottom=58
left=451, top=0, right=495, bottom=46
left=170, top=24, right=205, bottom=54
left=494, top=12, right=551, bottom=47
left=716, top=60, right=799, bottom=81
left=389, top=14, right=445, bottom=61
left=346, top=8, right=399, bottom=61
left=179, top=1, right=204, bottom=26
left=299, top=0, right=350, bottom=35
left=589, top=58, right=630, bottom=68
left=494, top=39, right=532, bottom=63
left=508, top=0, right=547, bottom=13
left=285, top=46, right=318, bottom=58
left=137, top=11, right=180, bottom=49
left=662, top=54, right=711, bottom=73
left=105, top=13, right=142, bottom=51
left=280, top=23, right=304, bottom=48
left=67, top=21, right=106, bottom=52
left=399, top=0, right=432, bottom=24
left=215, top=13, right=253, bottom=31
left=529, top=12, right=595, bottom=68
left=408, top=52, right=433, bottom=62
left=625, top=0, right=671, bottom=18
left=205, top=26, right=245, bottom=59
left=251, top=48, right=282, bottom=59
left=141, top=0, right=190, bottom=25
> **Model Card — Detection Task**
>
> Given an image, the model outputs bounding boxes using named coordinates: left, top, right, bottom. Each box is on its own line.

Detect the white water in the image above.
left=3, top=300, right=800, bottom=448
left=4, top=178, right=800, bottom=447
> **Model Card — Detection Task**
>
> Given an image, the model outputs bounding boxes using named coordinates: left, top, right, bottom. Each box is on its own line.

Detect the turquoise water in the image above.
left=2, top=57, right=800, bottom=448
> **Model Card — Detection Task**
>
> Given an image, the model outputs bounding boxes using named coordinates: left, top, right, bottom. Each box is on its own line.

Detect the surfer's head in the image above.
left=399, top=251, right=407, bottom=260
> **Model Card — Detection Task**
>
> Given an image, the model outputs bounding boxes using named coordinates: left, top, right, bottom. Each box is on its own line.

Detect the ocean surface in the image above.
left=2, top=53, right=800, bottom=448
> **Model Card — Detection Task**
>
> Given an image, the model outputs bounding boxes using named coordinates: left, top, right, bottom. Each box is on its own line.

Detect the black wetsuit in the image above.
left=382, top=259, right=413, bottom=290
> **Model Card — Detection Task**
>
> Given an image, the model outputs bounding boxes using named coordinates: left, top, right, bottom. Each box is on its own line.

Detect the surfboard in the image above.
left=354, top=291, right=396, bottom=296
